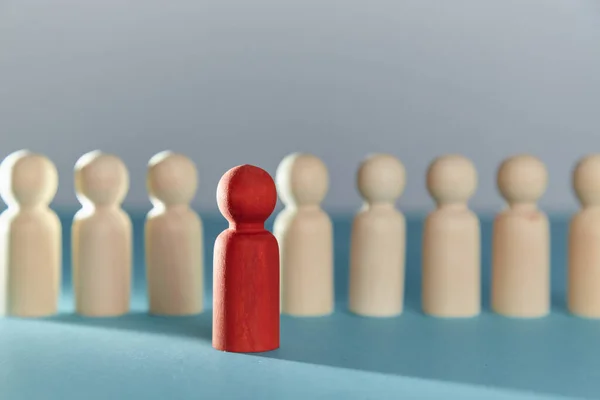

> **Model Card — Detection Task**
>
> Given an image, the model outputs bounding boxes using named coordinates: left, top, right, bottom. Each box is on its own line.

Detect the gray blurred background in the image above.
left=1, top=0, right=599, bottom=213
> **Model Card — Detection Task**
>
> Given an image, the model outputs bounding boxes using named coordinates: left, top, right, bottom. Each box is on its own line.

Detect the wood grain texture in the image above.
left=213, top=164, right=280, bottom=353
left=213, top=229, right=280, bottom=352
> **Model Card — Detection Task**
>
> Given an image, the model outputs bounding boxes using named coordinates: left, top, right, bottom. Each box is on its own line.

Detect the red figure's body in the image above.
left=213, top=164, right=280, bottom=353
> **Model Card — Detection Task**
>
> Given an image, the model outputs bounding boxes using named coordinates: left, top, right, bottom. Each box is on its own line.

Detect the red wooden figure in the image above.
left=212, top=164, right=280, bottom=353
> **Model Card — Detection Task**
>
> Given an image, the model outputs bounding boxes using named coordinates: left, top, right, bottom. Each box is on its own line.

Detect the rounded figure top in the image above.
left=75, top=151, right=129, bottom=207
left=147, top=151, right=198, bottom=207
left=573, top=154, right=600, bottom=207
left=497, top=154, right=547, bottom=205
left=217, top=164, right=277, bottom=225
left=427, top=154, right=477, bottom=205
left=357, top=154, right=405, bottom=204
left=276, top=153, right=328, bottom=207
left=0, top=150, right=58, bottom=207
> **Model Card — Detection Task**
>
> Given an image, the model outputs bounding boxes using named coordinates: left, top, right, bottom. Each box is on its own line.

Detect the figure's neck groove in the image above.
left=95, top=204, right=119, bottom=211
left=164, top=204, right=189, bottom=212
left=437, top=202, right=467, bottom=211
left=13, top=203, right=47, bottom=212
left=230, top=222, right=265, bottom=232
left=508, top=202, right=537, bottom=212
left=366, top=201, right=394, bottom=210
left=287, top=204, right=320, bottom=212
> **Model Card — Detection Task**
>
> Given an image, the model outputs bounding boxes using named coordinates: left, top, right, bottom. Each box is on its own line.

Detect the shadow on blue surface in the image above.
left=47, top=312, right=213, bottom=342
left=40, top=211, right=600, bottom=399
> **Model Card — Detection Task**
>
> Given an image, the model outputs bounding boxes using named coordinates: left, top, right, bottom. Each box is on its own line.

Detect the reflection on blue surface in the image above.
left=1, top=211, right=596, bottom=400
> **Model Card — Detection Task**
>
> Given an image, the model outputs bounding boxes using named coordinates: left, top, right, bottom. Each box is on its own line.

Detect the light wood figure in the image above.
left=568, top=154, right=600, bottom=318
left=0, top=150, right=61, bottom=317
left=274, top=153, right=334, bottom=316
left=145, top=151, right=203, bottom=316
left=422, top=155, right=480, bottom=318
left=348, top=154, right=406, bottom=317
left=492, top=154, right=550, bottom=318
left=72, top=151, right=132, bottom=317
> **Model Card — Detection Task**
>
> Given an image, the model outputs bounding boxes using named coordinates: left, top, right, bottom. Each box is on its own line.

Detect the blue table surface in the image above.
left=1, top=211, right=597, bottom=400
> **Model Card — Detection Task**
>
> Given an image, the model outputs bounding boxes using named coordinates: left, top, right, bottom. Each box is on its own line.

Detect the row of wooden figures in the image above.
left=1, top=150, right=600, bottom=319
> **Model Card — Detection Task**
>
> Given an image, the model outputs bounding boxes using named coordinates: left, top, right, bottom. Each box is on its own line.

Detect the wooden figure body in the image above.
left=349, top=154, right=406, bottom=317
left=568, top=155, right=600, bottom=317
left=274, top=153, right=333, bottom=316
left=145, top=151, right=203, bottom=316
left=72, top=151, right=132, bottom=317
left=0, top=150, right=61, bottom=317
left=213, top=164, right=280, bottom=353
left=422, top=155, right=480, bottom=318
left=491, top=154, right=550, bottom=318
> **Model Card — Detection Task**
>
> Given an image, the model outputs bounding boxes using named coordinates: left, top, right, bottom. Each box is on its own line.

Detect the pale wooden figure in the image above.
left=274, top=153, right=334, bottom=316
left=0, top=150, right=61, bottom=317
left=349, top=154, right=406, bottom=317
left=145, top=151, right=203, bottom=316
left=568, top=154, right=600, bottom=318
left=422, top=155, right=480, bottom=318
left=492, top=154, right=550, bottom=318
left=72, top=151, right=132, bottom=317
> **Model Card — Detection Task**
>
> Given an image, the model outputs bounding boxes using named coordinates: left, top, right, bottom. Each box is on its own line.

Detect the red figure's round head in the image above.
left=217, top=164, right=277, bottom=226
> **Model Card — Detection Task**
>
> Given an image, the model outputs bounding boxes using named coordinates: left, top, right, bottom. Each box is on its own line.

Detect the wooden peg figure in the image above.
left=72, top=151, right=132, bottom=317
left=0, top=150, right=61, bottom=317
left=213, top=164, right=280, bottom=353
left=568, top=155, right=600, bottom=318
left=349, top=154, right=406, bottom=317
left=422, top=155, right=480, bottom=318
left=146, top=151, right=203, bottom=316
left=274, top=153, right=333, bottom=316
left=492, top=154, right=550, bottom=318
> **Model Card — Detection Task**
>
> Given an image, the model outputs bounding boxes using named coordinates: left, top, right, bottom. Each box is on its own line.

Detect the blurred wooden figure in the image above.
left=0, top=150, right=61, bottom=317
left=568, top=155, right=600, bottom=318
left=72, top=151, right=132, bottom=317
left=491, top=154, right=550, bottom=318
left=145, top=151, right=203, bottom=316
left=349, top=154, right=406, bottom=317
left=274, top=153, right=334, bottom=316
left=422, top=155, right=480, bottom=318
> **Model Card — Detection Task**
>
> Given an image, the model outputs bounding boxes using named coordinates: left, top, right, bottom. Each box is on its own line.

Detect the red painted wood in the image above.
left=213, top=164, right=280, bottom=353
